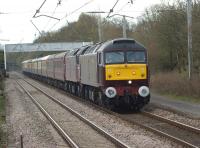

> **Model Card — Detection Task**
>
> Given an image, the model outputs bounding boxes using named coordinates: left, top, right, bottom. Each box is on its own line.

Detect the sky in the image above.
left=0, top=0, right=162, bottom=44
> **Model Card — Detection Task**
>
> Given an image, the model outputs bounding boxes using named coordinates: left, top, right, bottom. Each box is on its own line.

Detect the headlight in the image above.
left=105, top=87, right=117, bottom=98
left=138, top=86, right=150, bottom=97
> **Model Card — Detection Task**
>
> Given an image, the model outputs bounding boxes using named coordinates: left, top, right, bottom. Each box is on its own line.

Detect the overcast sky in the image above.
left=0, top=0, right=162, bottom=44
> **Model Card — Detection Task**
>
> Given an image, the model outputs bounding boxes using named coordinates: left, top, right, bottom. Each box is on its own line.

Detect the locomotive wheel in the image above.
left=74, top=85, right=78, bottom=96
left=84, top=87, right=89, bottom=99
left=131, top=105, right=140, bottom=112
left=88, top=88, right=96, bottom=102
left=88, top=88, right=92, bottom=101
left=97, top=91, right=105, bottom=106
left=72, top=84, right=76, bottom=95
left=68, top=83, right=72, bottom=93
left=54, top=81, right=57, bottom=87
left=64, top=83, right=68, bottom=91
left=77, top=85, right=81, bottom=97
left=92, top=89, right=98, bottom=104
left=105, top=98, right=115, bottom=110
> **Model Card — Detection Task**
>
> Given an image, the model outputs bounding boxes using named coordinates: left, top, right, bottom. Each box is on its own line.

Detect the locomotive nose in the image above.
left=138, top=86, right=150, bottom=97
left=105, top=87, right=117, bottom=98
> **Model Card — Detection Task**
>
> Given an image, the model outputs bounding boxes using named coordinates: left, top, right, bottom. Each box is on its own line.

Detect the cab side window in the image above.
left=98, top=52, right=102, bottom=65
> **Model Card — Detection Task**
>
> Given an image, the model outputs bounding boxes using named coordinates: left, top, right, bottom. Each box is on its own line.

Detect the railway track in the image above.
left=20, top=76, right=200, bottom=148
left=141, top=111, right=200, bottom=134
left=16, top=79, right=129, bottom=148
left=119, top=112, right=200, bottom=148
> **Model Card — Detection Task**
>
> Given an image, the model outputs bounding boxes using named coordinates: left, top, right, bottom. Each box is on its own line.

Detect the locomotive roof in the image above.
left=31, top=58, right=39, bottom=62
left=67, top=48, right=80, bottom=56
left=47, top=54, right=56, bottom=60
left=22, top=59, right=32, bottom=63
left=76, top=45, right=91, bottom=55
left=54, top=51, right=68, bottom=58
left=97, top=38, right=146, bottom=52
left=40, top=55, right=50, bottom=60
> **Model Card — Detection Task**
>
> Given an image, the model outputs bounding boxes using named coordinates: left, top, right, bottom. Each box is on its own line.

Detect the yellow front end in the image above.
left=105, top=64, right=147, bottom=80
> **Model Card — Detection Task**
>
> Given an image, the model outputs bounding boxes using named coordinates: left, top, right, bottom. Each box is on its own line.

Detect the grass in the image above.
left=0, top=51, right=4, bottom=70
left=151, top=71, right=200, bottom=104
left=0, top=95, right=5, bottom=121
left=0, top=80, right=6, bottom=147
left=152, top=89, right=200, bottom=104
left=167, top=94, right=200, bottom=104
left=0, top=51, right=3, bottom=64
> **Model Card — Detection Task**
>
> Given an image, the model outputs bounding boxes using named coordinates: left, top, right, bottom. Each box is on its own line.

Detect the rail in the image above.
left=20, top=78, right=130, bottom=148
left=141, top=111, right=200, bottom=134
left=16, top=80, right=79, bottom=148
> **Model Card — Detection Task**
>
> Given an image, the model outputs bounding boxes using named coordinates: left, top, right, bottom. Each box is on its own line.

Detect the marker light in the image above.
left=138, top=86, right=149, bottom=97
left=105, top=87, right=117, bottom=98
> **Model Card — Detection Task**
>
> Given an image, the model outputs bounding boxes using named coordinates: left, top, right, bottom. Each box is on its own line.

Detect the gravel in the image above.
left=25, top=76, right=183, bottom=148
left=20, top=80, right=117, bottom=148
left=6, top=78, right=68, bottom=148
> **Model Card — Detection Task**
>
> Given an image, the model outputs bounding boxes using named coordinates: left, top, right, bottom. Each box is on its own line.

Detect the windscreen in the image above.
left=127, top=51, right=146, bottom=63
left=105, top=52, right=124, bottom=64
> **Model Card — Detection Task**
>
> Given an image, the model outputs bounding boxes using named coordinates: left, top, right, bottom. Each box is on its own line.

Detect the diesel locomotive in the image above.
left=22, top=38, right=150, bottom=110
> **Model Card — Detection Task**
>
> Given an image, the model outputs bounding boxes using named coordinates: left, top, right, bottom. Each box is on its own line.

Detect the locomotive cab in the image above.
left=98, top=38, right=150, bottom=109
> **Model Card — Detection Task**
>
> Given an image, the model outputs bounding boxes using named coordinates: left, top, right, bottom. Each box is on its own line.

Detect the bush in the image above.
left=151, top=71, right=200, bottom=99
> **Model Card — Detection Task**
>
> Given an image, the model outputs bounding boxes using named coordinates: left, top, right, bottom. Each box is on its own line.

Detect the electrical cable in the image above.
left=33, top=0, right=47, bottom=18
left=106, top=0, right=120, bottom=18
left=115, top=1, right=131, bottom=14
left=43, top=0, right=61, bottom=31
left=49, top=0, right=95, bottom=31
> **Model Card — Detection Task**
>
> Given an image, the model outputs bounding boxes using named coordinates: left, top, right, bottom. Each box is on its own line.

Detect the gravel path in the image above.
left=19, top=79, right=117, bottom=148
left=150, top=93, right=200, bottom=119
left=6, top=78, right=68, bottom=148
left=25, top=77, right=182, bottom=148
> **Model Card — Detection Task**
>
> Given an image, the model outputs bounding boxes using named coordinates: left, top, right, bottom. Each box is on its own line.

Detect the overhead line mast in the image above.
left=187, top=0, right=193, bottom=80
